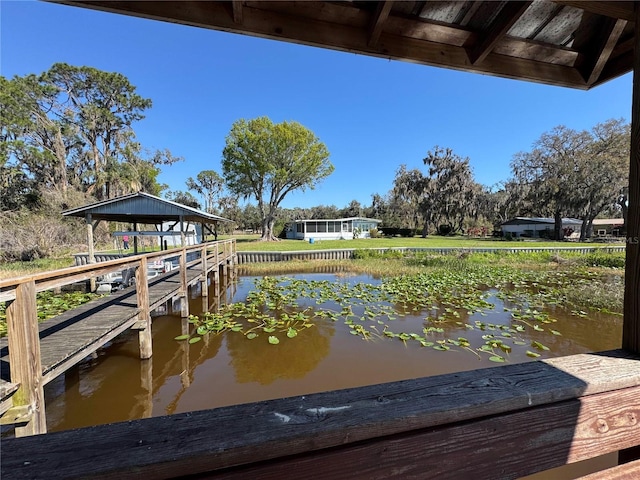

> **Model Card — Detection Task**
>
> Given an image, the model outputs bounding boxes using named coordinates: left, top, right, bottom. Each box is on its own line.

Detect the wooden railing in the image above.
left=0, top=239, right=236, bottom=437
left=0, top=239, right=236, bottom=303
left=0, top=349, right=638, bottom=479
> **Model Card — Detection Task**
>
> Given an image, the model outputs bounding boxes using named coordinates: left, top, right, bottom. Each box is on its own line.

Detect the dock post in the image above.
left=213, top=269, right=220, bottom=298
left=213, top=243, right=220, bottom=297
left=6, top=281, right=47, bottom=436
left=180, top=248, right=189, bottom=318
left=140, top=359, right=153, bottom=419
left=135, top=257, right=152, bottom=359
left=201, top=245, right=208, bottom=299
left=180, top=317, right=191, bottom=388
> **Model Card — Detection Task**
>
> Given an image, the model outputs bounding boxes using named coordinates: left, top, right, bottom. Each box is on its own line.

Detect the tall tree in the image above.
left=1, top=65, right=178, bottom=208
left=186, top=170, right=225, bottom=214
left=572, top=119, right=629, bottom=239
left=165, top=190, right=200, bottom=209
left=310, top=205, right=339, bottom=219
left=340, top=200, right=363, bottom=218
left=510, top=122, right=628, bottom=240
left=510, top=126, right=590, bottom=240
left=390, top=165, right=427, bottom=231
left=0, top=74, right=79, bottom=199
left=479, top=182, right=522, bottom=230
left=421, top=147, right=477, bottom=235
left=222, top=116, right=333, bottom=241
left=366, top=193, right=391, bottom=224
left=43, top=63, right=154, bottom=199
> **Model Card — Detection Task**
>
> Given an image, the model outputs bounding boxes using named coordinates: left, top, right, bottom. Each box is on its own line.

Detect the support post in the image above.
left=180, top=317, right=191, bottom=388
left=180, top=248, right=189, bottom=318
left=623, top=2, right=639, bottom=354
left=619, top=3, right=640, bottom=467
left=86, top=213, right=96, bottom=292
left=86, top=213, right=95, bottom=264
left=133, top=222, right=139, bottom=255
left=214, top=242, right=220, bottom=297
left=201, top=245, right=208, bottom=298
left=140, top=359, right=153, bottom=419
left=6, top=281, right=46, bottom=436
left=135, top=257, right=152, bottom=359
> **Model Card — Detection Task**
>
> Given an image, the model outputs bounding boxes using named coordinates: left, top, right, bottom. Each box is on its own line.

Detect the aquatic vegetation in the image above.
left=177, top=250, right=623, bottom=362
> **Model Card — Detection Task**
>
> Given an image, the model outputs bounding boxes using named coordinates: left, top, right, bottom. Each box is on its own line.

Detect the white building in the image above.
left=286, top=217, right=382, bottom=241
left=160, top=222, right=202, bottom=247
left=500, top=217, right=582, bottom=238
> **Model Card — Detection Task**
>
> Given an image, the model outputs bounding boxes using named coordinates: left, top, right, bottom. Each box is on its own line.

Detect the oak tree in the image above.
left=222, top=116, right=333, bottom=241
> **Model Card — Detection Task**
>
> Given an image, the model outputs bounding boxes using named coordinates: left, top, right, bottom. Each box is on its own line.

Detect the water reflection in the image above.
left=226, top=321, right=334, bottom=385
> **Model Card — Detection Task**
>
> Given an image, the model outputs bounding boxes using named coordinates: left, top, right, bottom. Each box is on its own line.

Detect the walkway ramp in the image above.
left=0, top=268, right=202, bottom=387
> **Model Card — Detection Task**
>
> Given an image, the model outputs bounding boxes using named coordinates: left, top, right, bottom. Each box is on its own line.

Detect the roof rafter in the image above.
left=368, top=1, right=394, bottom=48
left=231, top=0, right=243, bottom=24
left=552, top=1, right=635, bottom=21
left=467, top=1, right=532, bottom=65
left=584, top=18, right=628, bottom=85
left=53, top=0, right=634, bottom=89
left=459, top=1, right=482, bottom=26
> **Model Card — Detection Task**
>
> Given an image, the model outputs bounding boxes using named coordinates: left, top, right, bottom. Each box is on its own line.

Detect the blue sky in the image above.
left=1, top=0, right=632, bottom=210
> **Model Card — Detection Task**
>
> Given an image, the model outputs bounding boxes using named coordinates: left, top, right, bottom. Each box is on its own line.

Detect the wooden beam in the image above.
left=181, top=388, right=640, bottom=479
left=0, top=380, right=19, bottom=416
left=52, top=1, right=590, bottom=89
left=368, top=0, right=393, bottom=47
left=623, top=0, right=640, bottom=355
left=552, top=1, right=635, bottom=22
left=231, top=0, right=243, bottom=24
left=135, top=257, right=152, bottom=359
left=0, top=351, right=638, bottom=478
left=468, top=1, right=532, bottom=65
left=584, top=18, right=628, bottom=85
left=0, top=405, right=33, bottom=426
left=6, top=282, right=46, bottom=437
left=179, top=248, right=189, bottom=318
left=460, top=1, right=483, bottom=26
left=201, top=245, right=208, bottom=298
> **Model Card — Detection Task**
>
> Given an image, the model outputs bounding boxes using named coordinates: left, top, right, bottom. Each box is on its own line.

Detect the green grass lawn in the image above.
left=231, top=235, right=584, bottom=252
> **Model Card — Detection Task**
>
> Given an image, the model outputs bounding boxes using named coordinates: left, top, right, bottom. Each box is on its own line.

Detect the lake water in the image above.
left=42, top=270, right=623, bottom=428
left=39, top=271, right=623, bottom=477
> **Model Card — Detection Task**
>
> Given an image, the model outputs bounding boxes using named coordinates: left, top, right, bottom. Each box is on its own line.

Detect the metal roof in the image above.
left=62, top=191, right=232, bottom=224
left=592, top=218, right=625, bottom=225
left=292, top=217, right=382, bottom=223
left=54, top=1, right=635, bottom=90
left=501, top=216, right=583, bottom=226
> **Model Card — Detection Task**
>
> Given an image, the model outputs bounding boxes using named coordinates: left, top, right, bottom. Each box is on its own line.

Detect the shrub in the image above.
left=352, top=248, right=404, bottom=260
left=579, top=251, right=625, bottom=268
left=438, top=224, right=452, bottom=235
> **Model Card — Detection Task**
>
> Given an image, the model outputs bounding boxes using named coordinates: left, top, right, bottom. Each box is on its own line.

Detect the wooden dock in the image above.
left=0, top=239, right=236, bottom=436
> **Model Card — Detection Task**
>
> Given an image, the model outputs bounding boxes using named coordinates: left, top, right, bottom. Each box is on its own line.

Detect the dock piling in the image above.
left=6, top=281, right=46, bottom=436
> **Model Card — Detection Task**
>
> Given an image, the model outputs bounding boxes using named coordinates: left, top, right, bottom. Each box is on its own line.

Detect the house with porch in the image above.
left=286, top=217, right=381, bottom=241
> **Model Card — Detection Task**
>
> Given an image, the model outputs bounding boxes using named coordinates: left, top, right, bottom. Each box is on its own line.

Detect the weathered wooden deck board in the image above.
left=0, top=267, right=205, bottom=386
left=0, top=379, right=19, bottom=415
